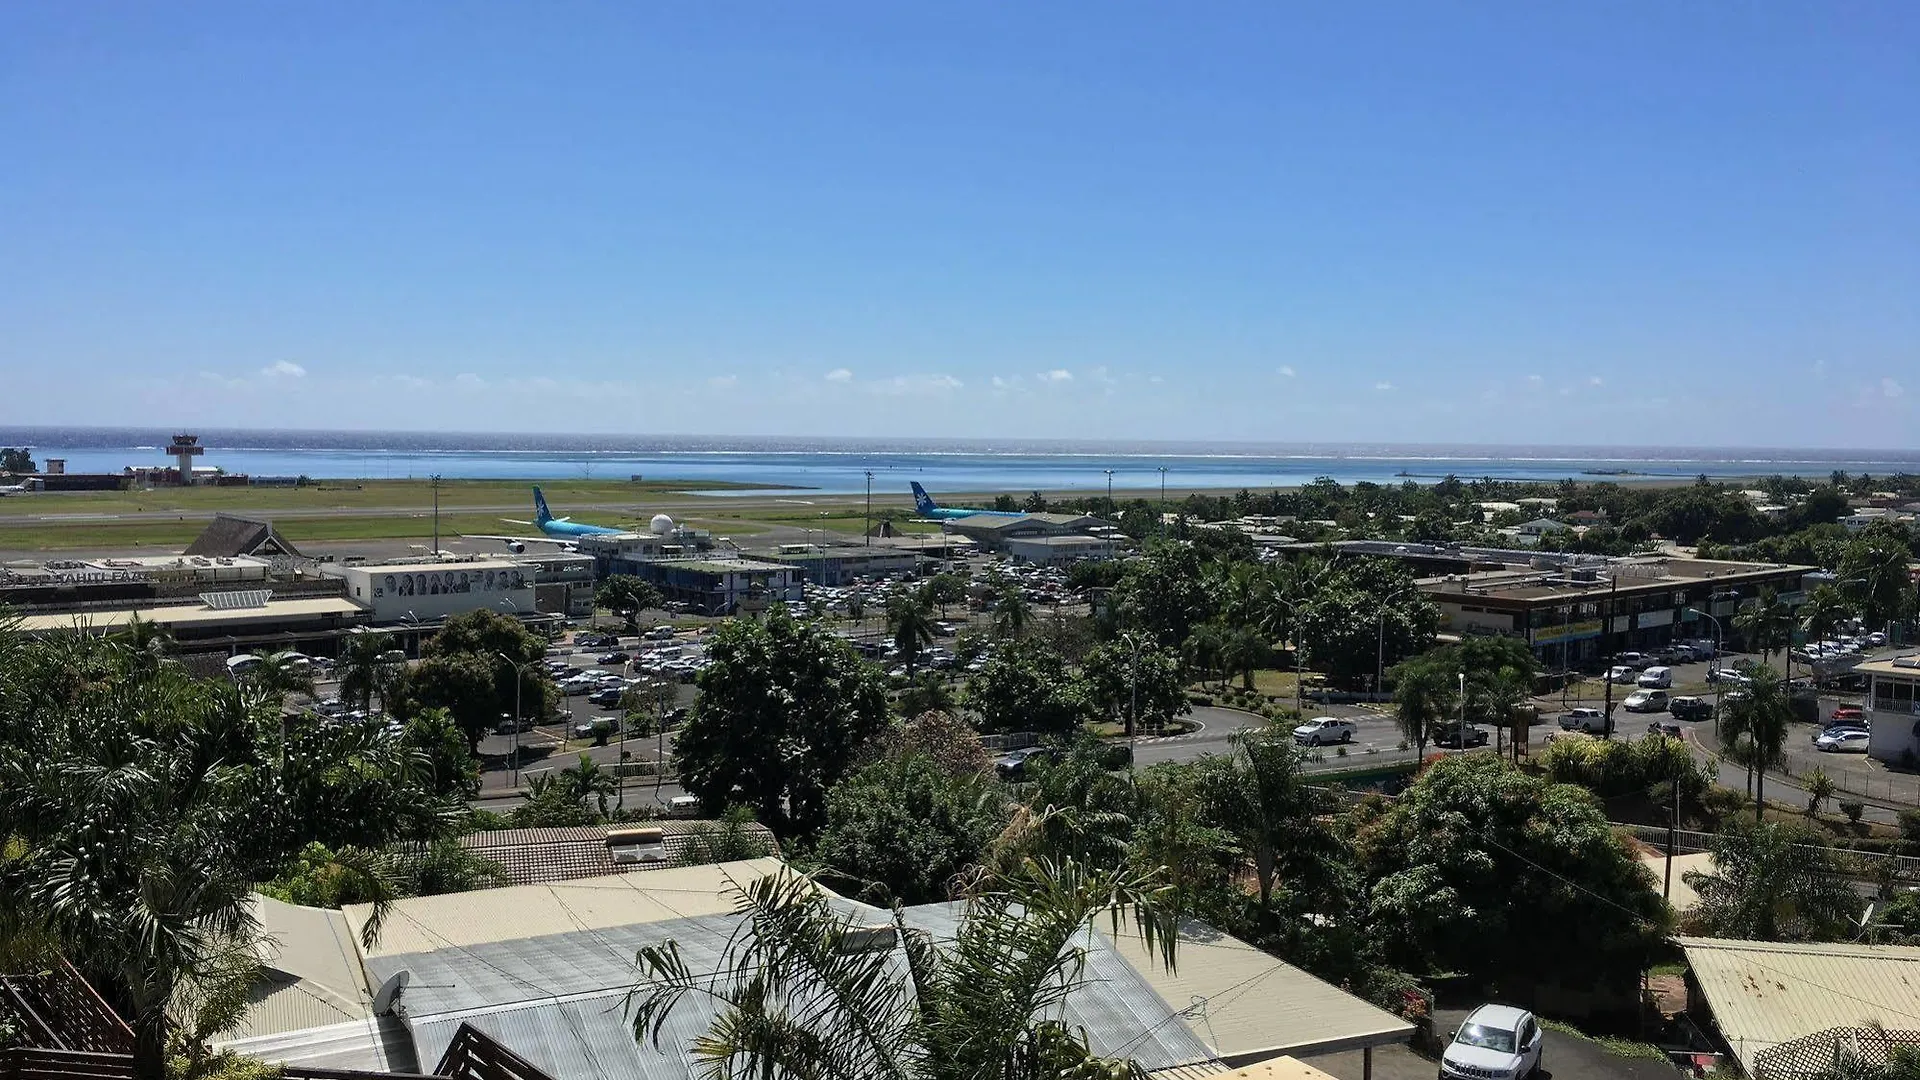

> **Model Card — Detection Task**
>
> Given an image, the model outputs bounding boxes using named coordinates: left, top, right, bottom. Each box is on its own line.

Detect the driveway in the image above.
left=1303, top=1009, right=1681, bottom=1079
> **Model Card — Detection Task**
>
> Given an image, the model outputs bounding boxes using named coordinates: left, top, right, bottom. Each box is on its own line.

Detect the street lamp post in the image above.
left=495, top=650, right=525, bottom=787
left=1158, top=467, right=1168, bottom=536
left=1685, top=608, right=1726, bottom=737
left=1375, top=583, right=1413, bottom=697
left=1104, top=469, right=1114, bottom=508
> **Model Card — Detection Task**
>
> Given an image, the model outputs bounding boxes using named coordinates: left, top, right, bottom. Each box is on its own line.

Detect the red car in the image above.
left=1831, top=706, right=1864, bottom=723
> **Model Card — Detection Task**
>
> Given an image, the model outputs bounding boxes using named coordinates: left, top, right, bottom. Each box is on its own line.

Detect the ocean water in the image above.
left=2, top=427, right=1915, bottom=495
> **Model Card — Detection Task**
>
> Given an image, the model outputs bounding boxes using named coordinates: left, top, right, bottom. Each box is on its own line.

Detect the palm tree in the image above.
left=1722, top=663, right=1794, bottom=822
left=338, top=630, right=400, bottom=713
left=113, top=614, right=175, bottom=669
left=1389, top=654, right=1458, bottom=757
left=1682, top=821, right=1860, bottom=940
left=887, top=592, right=936, bottom=676
left=846, top=592, right=866, bottom=629
left=1195, top=731, right=1318, bottom=915
left=249, top=649, right=316, bottom=700
left=1474, top=665, right=1533, bottom=757
left=561, top=753, right=619, bottom=818
left=991, top=584, right=1031, bottom=639
left=630, top=858, right=1177, bottom=1080
left=1802, top=767, right=1836, bottom=817
left=1797, top=585, right=1851, bottom=649
left=1735, top=588, right=1792, bottom=665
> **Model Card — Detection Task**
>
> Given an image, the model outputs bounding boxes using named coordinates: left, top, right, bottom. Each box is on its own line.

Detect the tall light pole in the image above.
left=1686, top=607, right=1726, bottom=737
left=1104, top=469, right=1114, bottom=507
left=864, top=470, right=874, bottom=547
left=1375, top=582, right=1413, bottom=697
left=495, top=650, right=524, bottom=788
left=1158, top=467, right=1168, bottom=538
left=430, top=474, right=442, bottom=557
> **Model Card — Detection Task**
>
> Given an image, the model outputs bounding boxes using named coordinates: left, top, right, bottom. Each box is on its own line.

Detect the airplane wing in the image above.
left=461, top=534, right=578, bottom=551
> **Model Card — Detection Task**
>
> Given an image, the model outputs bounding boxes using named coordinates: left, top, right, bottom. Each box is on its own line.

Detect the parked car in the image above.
left=1622, top=689, right=1670, bottom=713
left=1636, top=666, right=1673, bottom=689
left=1668, top=696, right=1712, bottom=722
left=597, top=651, right=631, bottom=665
left=1708, top=666, right=1751, bottom=686
left=1439, top=1004, right=1544, bottom=1080
left=665, top=794, right=701, bottom=818
left=1558, top=707, right=1609, bottom=734
left=1605, top=665, right=1637, bottom=684
left=495, top=716, right=538, bottom=735
left=588, top=687, right=624, bottom=708
left=1292, top=716, right=1357, bottom=746
left=1814, top=729, right=1870, bottom=754
left=1433, top=723, right=1489, bottom=749
left=1615, top=652, right=1649, bottom=670
left=1868, top=631, right=1888, bottom=647
left=1832, top=705, right=1864, bottom=723
left=994, top=746, right=1056, bottom=780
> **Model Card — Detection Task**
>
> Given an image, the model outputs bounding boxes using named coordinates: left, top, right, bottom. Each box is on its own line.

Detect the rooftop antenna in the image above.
left=372, top=969, right=410, bottom=1016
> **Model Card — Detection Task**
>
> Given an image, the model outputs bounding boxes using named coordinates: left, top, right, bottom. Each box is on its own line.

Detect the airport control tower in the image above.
left=166, top=434, right=205, bottom=484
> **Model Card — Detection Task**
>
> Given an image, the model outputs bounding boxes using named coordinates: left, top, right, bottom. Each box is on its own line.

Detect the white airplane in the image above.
left=0, top=482, right=32, bottom=497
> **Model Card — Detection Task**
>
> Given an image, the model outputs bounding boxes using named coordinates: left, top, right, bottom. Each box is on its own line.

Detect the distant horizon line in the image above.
left=0, top=424, right=1913, bottom=459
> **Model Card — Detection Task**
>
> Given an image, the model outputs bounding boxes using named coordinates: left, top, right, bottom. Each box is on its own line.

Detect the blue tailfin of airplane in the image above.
left=532, top=486, right=553, bottom=525
left=911, top=482, right=938, bottom=515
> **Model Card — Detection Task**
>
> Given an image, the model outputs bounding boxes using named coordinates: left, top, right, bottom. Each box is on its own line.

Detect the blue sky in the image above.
left=2, top=3, right=1914, bottom=446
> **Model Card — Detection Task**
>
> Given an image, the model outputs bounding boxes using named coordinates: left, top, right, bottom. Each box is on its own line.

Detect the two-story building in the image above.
left=1861, top=654, right=1920, bottom=766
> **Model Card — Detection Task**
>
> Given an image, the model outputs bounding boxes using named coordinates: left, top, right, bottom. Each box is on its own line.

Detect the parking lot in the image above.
left=1304, top=1007, right=1682, bottom=1080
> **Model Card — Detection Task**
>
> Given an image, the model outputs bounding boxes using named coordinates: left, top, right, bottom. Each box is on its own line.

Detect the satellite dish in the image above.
left=372, top=970, right=410, bottom=1016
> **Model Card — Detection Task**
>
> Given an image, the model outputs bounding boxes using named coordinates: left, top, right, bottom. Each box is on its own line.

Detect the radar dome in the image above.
left=649, top=513, right=675, bottom=535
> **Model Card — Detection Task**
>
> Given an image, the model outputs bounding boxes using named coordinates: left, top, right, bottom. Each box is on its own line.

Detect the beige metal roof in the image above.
left=230, top=894, right=374, bottom=1039
left=1151, top=1059, right=1341, bottom=1080
left=1106, top=916, right=1413, bottom=1061
left=1677, top=937, right=1920, bottom=1076
left=15, top=596, right=364, bottom=634
left=343, top=857, right=788, bottom=958
left=1638, top=852, right=1713, bottom=916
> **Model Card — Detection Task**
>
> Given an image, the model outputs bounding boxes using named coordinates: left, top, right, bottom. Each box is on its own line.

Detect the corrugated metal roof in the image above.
left=229, top=893, right=373, bottom=1039
left=1150, top=1058, right=1342, bottom=1080
left=344, top=857, right=788, bottom=957
left=218, top=1016, right=420, bottom=1073
left=1677, top=936, right=1920, bottom=1076
left=1105, top=916, right=1413, bottom=1060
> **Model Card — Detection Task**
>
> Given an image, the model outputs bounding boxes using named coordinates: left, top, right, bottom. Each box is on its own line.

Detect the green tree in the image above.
left=1080, top=636, right=1188, bottom=737
left=1802, top=766, right=1836, bottom=816
left=558, top=753, right=620, bottom=819
left=677, top=614, right=891, bottom=834
left=923, top=572, right=967, bottom=619
left=1110, top=541, right=1213, bottom=647
left=1721, top=663, right=1794, bottom=821
left=1389, top=652, right=1459, bottom=757
left=1797, top=584, right=1852, bottom=647
left=0, top=447, right=35, bottom=474
left=112, top=614, right=175, bottom=669
left=815, top=753, right=1010, bottom=905
left=1735, top=588, right=1792, bottom=664
left=406, top=651, right=505, bottom=750
left=595, top=574, right=662, bottom=632
left=963, top=639, right=1093, bottom=736
left=1682, top=821, right=1861, bottom=941
left=247, top=649, right=316, bottom=700
left=1840, top=524, right=1919, bottom=629
left=1354, top=755, right=1667, bottom=990
left=631, top=859, right=1178, bottom=1080
left=1192, top=732, right=1323, bottom=916
left=887, top=591, right=937, bottom=676
left=337, top=631, right=405, bottom=714
left=402, top=706, right=481, bottom=798
left=422, top=608, right=555, bottom=721
left=884, top=710, right=992, bottom=777
left=991, top=583, right=1032, bottom=639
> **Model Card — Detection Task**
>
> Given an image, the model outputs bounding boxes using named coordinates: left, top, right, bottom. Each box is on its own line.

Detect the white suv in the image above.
left=1292, top=716, right=1357, bottom=746
left=1440, top=1003, right=1543, bottom=1079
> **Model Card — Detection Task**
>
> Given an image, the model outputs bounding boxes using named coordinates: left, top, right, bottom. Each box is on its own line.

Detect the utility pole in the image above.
left=1601, top=573, right=1619, bottom=737
left=430, top=474, right=441, bottom=558
left=1104, top=469, right=1114, bottom=508
left=1664, top=770, right=1680, bottom=902
left=1158, top=467, right=1168, bottom=537
left=864, top=470, right=873, bottom=547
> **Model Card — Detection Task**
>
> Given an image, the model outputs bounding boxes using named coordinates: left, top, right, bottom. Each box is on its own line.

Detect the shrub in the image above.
left=1336, top=746, right=1349, bottom=758
left=1840, top=801, right=1866, bottom=826
left=1187, top=694, right=1213, bottom=708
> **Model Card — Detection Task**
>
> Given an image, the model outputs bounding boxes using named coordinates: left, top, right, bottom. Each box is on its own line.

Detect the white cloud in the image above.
left=1277, top=365, right=1296, bottom=378
left=1813, top=359, right=1828, bottom=379
left=261, top=360, right=306, bottom=379
left=1148, top=374, right=1165, bottom=384
left=872, top=373, right=964, bottom=397
left=1038, top=369, right=1073, bottom=383
left=1588, top=376, right=1604, bottom=387
left=708, top=374, right=739, bottom=390
left=1884, top=377, right=1906, bottom=399
left=453, top=373, right=488, bottom=390
left=825, top=368, right=853, bottom=383
left=1374, top=381, right=1394, bottom=391
left=1092, top=366, right=1116, bottom=386
left=1526, top=373, right=1544, bottom=387
left=198, top=371, right=247, bottom=390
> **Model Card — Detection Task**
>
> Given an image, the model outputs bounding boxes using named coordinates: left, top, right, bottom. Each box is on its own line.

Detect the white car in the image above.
left=1815, top=729, right=1870, bottom=754
left=1636, top=666, right=1672, bottom=689
left=1868, top=631, right=1888, bottom=647
left=1622, top=689, right=1669, bottom=713
left=1292, top=717, right=1356, bottom=746
left=1558, top=707, right=1608, bottom=734
left=1605, top=665, right=1636, bottom=684
left=1440, top=1004, right=1544, bottom=1080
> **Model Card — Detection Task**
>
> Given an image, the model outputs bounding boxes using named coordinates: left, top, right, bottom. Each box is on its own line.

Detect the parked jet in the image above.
left=910, top=482, right=1028, bottom=522
left=464, top=487, right=635, bottom=552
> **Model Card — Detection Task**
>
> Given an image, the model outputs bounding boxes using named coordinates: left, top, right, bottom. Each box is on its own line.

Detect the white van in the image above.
left=225, top=654, right=263, bottom=676
left=1637, top=666, right=1673, bottom=689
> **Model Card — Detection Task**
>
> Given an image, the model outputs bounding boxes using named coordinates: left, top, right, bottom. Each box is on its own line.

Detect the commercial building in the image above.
left=1416, top=555, right=1816, bottom=668
left=1859, top=653, right=1920, bottom=765
left=944, top=511, right=1114, bottom=553
left=636, top=556, right=801, bottom=614
left=1003, top=533, right=1117, bottom=566
left=14, top=592, right=370, bottom=655
left=322, top=558, right=535, bottom=624
left=760, top=543, right=921, bottom=585
left=515, top=550, right=597, bottom=617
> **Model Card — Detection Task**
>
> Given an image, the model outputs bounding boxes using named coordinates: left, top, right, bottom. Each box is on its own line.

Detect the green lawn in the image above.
left=698, top=507, right=939, bottom=536
left=0, top=476, right=786, bottom=518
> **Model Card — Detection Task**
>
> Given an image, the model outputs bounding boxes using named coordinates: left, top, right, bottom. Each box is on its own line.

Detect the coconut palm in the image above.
left=1797, top=585, right=1851, bottom=649
left=1389, top=653, right=1459, bottom=757
left=1682, top=821, right=1859, bottom=941
left=337, top=631, right=403, bottom=713
left=1720, top=663, right=1794, bottom=822
left=887, top=592, right=936, bottom=676
left=629, top=857, right=1177, bottom=1080
left=991, top=584, right=1032, bottom=640
left=113, top=614, right=175, bottom=669
left=249, top=649, right=316, bottom=700
left=561, top=753, right=620, bottom=818
left=1735, top=588, right=1792, bottom=665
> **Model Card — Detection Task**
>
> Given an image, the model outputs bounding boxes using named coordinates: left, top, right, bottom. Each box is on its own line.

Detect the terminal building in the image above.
left=322, top=558, right=536, bottom=624
left=759, top=544, right=921, bottom=585
left=1415, top=554, right=1817, bottom=668
left=1002, top=534, right=1117, bottom=567
left=942, top=511, right=1115, bottom=553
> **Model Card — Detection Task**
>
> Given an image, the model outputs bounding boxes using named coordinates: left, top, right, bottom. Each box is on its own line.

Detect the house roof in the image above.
left=1105, top=915, right=1414, bottom=1060
left=1676, top=936, right=1920, bottom=1076
left=1151, top=1059, right=1343, bottom=1080
left=450, top=822, right=780, bottom=887
left=13, top=596, right=365, bottom=635
left=184, top=513, right=302, bottom=558
left=230, top=894, right=374, bottom=1039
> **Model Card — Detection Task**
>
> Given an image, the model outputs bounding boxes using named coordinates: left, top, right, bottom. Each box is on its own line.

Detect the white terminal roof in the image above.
left=13, top=596, right=364, bottom=634
left=1677, top=937, right=1920, bottom=1076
